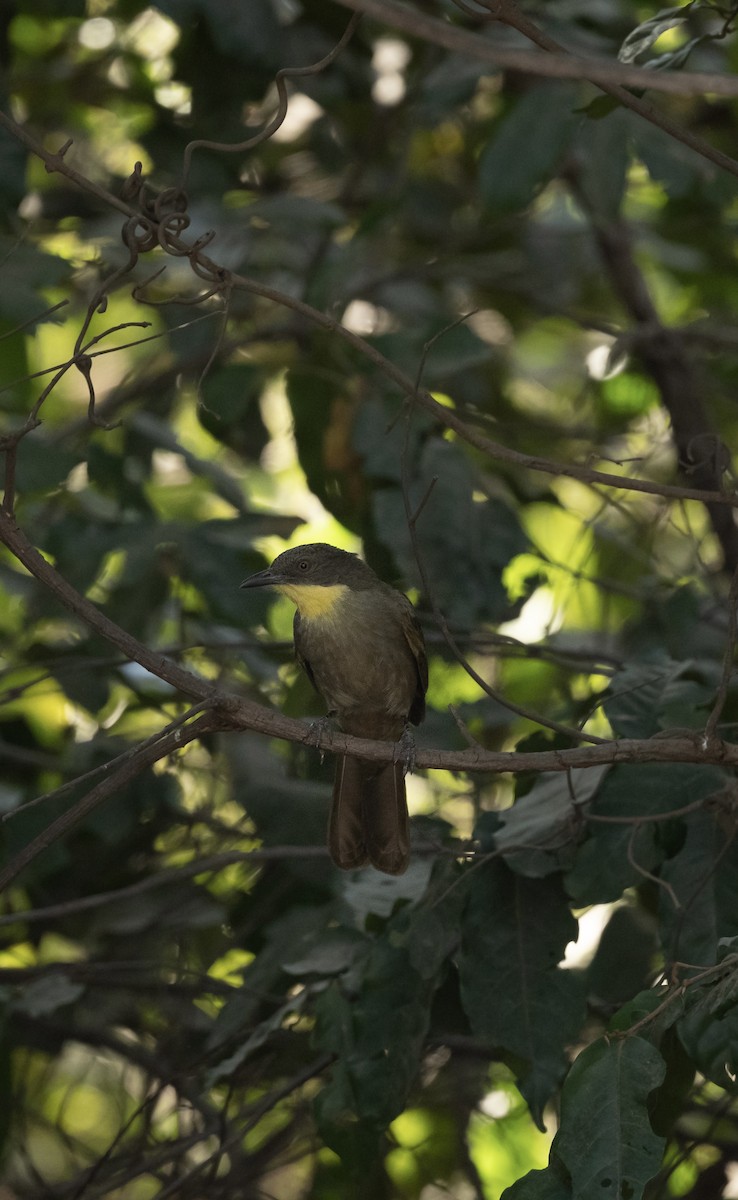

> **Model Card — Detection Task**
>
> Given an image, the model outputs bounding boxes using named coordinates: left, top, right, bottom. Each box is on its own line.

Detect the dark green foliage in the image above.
left=1, top=0, right=738, bottom=1195
left=553, top=1037, right=666, bottom=1199
left=460, top=856, right=586, bottom=1127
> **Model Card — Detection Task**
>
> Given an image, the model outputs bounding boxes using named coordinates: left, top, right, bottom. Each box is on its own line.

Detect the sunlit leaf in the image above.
left=618, top=6, right=695, bottom=64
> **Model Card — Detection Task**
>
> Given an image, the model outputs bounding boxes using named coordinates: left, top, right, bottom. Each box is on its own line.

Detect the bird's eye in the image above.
left=298, top=560, right=310, bottom=571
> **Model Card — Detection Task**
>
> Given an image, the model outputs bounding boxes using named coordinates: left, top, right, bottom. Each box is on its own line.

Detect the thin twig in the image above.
left=0, top=711, right=223, bottom=893
left=181, top=12, right=362, bottom=185
left=626, top=821, right=680, bottom=910
left=400, top=315, right=610, bottom=745
left=2, top=109, right=738, bottom=510
left=489, top=0, right=738, bottom=183
left=1, top=702, right=209, bottom=824
left=0, top=846, right=330, bottom=928
left=332, top=0, right=738, bottom=106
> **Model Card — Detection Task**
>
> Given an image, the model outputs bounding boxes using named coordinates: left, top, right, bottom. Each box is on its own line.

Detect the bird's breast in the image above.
left=294, top=589, right=419, bottom=734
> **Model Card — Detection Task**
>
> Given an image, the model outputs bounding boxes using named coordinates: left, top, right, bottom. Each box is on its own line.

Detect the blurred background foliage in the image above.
left=2, top=0, right=738, bottom=1196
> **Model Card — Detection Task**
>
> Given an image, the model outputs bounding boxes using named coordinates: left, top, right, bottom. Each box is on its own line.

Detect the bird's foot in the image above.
left=306, top=714, right=335, bottom=764
left=394, top=725, right=417, bottom=777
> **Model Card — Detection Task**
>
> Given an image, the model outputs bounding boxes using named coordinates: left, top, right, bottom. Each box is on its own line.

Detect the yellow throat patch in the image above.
left=276, top=582, right=350, bottom=619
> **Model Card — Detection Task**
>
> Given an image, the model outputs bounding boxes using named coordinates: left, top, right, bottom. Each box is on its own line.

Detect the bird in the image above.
left=240, top=543, right=427, bottom=875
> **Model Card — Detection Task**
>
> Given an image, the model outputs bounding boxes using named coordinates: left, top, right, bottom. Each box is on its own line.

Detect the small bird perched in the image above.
left=240, top=543, right=427, bottom=875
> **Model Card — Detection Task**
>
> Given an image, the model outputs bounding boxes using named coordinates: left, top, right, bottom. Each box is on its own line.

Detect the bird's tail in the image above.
left=329, top=756, right=409, bottom=875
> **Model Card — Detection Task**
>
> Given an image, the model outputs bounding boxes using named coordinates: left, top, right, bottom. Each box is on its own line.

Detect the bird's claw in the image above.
left=306, top=715, right=334, bottom=764
left=394, top=725, right=417, bottom=777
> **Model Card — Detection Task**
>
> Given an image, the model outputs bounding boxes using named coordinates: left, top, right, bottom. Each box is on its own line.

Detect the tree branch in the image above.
left=2, top=110, right=737, bottom=511
left=2, top=505, right=737, bottom=789
left=491, top=0, right=738, bottom=184
left=330, top=0, right=738, bottom=103
left=567, top=177, right=738, bottom=573
left=0, top=710, right=223, bottom=893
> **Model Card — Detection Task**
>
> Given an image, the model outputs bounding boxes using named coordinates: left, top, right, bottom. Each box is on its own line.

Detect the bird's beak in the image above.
left=240, top=567, right=282, bottom=590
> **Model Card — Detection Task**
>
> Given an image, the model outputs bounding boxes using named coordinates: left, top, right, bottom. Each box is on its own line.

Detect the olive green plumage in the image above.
left=241, top=543, right=427, bottom=874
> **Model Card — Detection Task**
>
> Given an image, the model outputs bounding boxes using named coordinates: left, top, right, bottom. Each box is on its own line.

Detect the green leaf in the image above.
left=576, top=95, right=622, bottom=120
left=608, top=984, right=685, bottom=1041
left=587, top=906, right=659, bottom=1008
left=605, top=986, right=695, bottom=1136
left=420, top=54, right=486, bottom=116
left=372, top=439, right=528, bottom=630
left=50, top=648, right=111, bottom=713
left=649, top=1026, right=696, bottom=1136
left=573, top=108, right=631, bottom=219
left=632, top=122, right=729, bottom=201
left=14, top=437, right=81, bottom=497
left=247, top=194, right=346, bottom=230
left=313, top=899, right=449, bottom=1164
left=0, top=237, right=69, bottom=323
left=0, top=1007, right=10, bottom=1162
left=618, top=6, right=695, bottom=64
left=566, top=763, right=726, bottom=906
left=496, top=766, right=609, bottom=877
left=206, top=990, right=309, bottom=1087
left=658, top=807, right=738, bottom=968
left=479, top=84, right=579, bottom=213
left=197, top=363, right=269, bottom=458
left=341, top=857, right=434, bottom=923
left=313, top=962, right=427, bottom=1149
left=553, top=1037, right=666, bottom=1200
left=459, top=860, right=586, bottom=1126
left=678, top=961, right=738, bottom=1091
left=87, top=442, right=153, bottom=513
left=502, top=1160, right=572, bottom=1199
left=131, top=410, right=249, bottom=513
left=156, top=0, right=281, bottom=66
left=180, top=517, right=301, bottom=623
left=209, top=907, right=333, bottom=1052
left=368, top=323, right=493, bottom=383
left=0, top=125, right=28, bottom=209
left=566, top=822, right=662, bottom=906
left=287, top=364, right=359, bottom=529
left=603, top=660, right=708, bottom=738
left=585, top=761, right=725, bottom=821
left=644, top=35, right=706, bottom=71
left=13, top=972, right=85, bottom=1017
left=282, top=927, right=367, bottom=976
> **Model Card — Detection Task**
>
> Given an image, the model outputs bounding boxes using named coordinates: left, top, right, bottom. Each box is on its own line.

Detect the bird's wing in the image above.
left=401, top=600, right=428, bottom=724
left=293, top=610, right=318, bottom=691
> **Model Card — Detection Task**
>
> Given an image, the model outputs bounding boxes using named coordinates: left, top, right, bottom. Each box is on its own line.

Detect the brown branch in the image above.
left=0, top=298, right=69, bottom=340
left=181, top=12, right=362, bottom=185
left=0, top=118, right=134, bottom=217
left=0, top=848, right=331, bottom=928
left=0, top=710, right=223, bottom=893
left=3, top=505, right=738, bottom=781
left=331, top=0, right=738, bottom=105
left=400, top=318, right=609, bottom=745
left=489, top=0, right=738, bottom=185
left=151, top=1054, right=336, bottom=1200
left=0, top=504, right=217, bottom=703
left=568, top=178, right=738, bottom=573
left=2, top=110, right=737, bottom=511
left=0, top=102, right=736, bottom=809
left=1, top=703, right=209, bottom=825
left=210, top=266, right=738, bottom=508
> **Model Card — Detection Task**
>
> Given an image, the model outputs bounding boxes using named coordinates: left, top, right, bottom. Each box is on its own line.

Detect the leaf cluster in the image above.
left=2, top=1, right=738, bottom=1197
